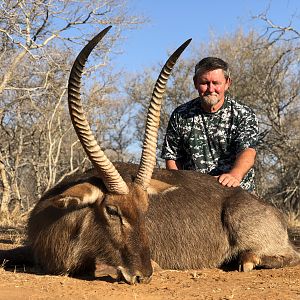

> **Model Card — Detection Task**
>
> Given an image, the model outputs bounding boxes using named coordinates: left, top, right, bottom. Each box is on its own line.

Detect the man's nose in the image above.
left=207, top=82, right=215, bottom=92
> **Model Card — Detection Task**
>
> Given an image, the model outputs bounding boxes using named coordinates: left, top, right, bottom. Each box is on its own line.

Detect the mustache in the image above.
left=203, top=92, right=218, bottom=97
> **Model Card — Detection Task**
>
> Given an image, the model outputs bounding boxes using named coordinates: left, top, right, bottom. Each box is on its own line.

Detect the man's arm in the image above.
left=217, top=148, right=256, bottom=187
left=165, top=159, right=182, bottom=170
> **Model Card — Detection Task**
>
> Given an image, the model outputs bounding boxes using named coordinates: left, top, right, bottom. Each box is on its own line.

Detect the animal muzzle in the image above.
left=117, top=266, right=152, bottom=284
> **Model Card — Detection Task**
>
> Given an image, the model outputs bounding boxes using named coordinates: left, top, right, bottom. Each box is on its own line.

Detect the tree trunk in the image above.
left=0, top=50, right=27, bottom=95
left=0, top=160, right=10, bottom=214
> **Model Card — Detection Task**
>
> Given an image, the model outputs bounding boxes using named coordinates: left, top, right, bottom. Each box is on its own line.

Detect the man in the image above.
left=161, top=57, right=258, bottom=191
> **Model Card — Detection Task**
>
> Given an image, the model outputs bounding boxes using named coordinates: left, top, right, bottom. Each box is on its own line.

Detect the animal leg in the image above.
left=239, top=251, right=261, bottom=272
left=259, top=250, right=300, bottom=269
left=239, top=247, right=300, bottom=271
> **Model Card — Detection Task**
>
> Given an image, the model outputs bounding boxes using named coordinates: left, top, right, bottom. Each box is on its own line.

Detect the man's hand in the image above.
left=216, top=148, right=256, bottom=188
left=216, top=173, right=241, bottom=187
left=166, top=159, right=182, bottom=170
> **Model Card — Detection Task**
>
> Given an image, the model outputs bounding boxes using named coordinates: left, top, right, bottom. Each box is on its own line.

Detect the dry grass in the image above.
left=287, top=211, right=300, bottom=228
left=0, top=209, right=28, bottom=228
left=0, top=209, right=27, bottom=247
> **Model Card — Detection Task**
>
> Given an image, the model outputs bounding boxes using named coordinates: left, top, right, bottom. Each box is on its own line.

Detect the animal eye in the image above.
left=106, top=205, right=119, bottom=218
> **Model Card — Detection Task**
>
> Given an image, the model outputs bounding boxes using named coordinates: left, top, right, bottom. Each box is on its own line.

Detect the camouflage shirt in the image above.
left=161, top=95, right=258, bottom=191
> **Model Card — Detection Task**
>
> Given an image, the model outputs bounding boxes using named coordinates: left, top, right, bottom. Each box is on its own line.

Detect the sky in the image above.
left=116, top=0, right=299, bottom=72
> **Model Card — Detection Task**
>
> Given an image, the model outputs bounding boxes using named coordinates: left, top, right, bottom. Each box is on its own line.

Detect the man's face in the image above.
left=194, top=69, right=230, bottom=110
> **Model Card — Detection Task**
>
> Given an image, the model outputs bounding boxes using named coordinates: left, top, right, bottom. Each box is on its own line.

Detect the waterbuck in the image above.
left=2, top=27, right=300, bottom=285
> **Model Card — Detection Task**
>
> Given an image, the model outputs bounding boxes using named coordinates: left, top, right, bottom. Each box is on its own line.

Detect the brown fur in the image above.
left=2, top=163, right=300, bottom=284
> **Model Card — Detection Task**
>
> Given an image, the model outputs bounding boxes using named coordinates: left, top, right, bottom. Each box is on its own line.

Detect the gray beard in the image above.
left=201, top=95, right=220, bottom=106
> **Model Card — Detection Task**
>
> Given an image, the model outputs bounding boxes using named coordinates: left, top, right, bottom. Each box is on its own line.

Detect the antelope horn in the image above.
left=135, top=39, right=192, bottom=189
left=68, top=26, right=129, bottom=195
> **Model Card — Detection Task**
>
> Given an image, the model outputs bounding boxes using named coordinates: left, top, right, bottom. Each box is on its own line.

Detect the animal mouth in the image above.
left=117, top=266, right=152, bottom=285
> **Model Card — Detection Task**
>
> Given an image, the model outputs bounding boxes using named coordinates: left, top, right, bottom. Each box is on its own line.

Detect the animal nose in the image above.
left=117, top=266, right=152, bottom=284
left=133, top=274, right=152, bottom=284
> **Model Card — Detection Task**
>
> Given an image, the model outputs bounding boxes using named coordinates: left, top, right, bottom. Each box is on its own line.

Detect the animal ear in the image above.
left=147, top=179, right=177, bottom=195
left=51, top=182, right=105, bottom=209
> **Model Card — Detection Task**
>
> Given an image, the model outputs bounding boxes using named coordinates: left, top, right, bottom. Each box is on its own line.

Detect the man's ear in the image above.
left=193, top=75, right=198, bottom=89
left=225, top=77, right=232, bottom=90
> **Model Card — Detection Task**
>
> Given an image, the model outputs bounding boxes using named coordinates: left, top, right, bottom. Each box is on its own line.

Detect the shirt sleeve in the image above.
left=161, top=111, right=183, bottom=160
left=234, top=107, right=259, bottom=154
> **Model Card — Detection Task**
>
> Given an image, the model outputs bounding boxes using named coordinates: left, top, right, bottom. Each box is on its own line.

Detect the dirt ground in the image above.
left=1, top=228, right=300, bottom=300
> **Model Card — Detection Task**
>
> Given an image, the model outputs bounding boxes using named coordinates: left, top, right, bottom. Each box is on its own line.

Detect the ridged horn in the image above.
left=135, top=39, right=192, bottom=189
left=68, top=26, right=129, bottom=195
